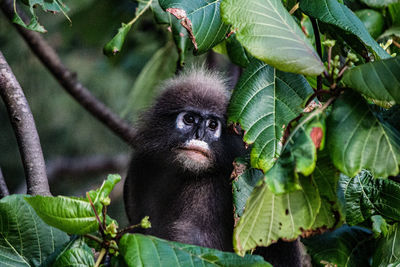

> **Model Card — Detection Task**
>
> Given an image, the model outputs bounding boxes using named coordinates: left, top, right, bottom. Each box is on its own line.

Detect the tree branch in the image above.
left=0, top=51, right=50, bottom=196
left=0, top=0, right=137, bottom=145
left=0, top=167, right=10, bottom=198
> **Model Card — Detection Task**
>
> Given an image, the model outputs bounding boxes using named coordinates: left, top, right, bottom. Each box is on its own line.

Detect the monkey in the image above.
left=123, top=67, right=303, bottom=265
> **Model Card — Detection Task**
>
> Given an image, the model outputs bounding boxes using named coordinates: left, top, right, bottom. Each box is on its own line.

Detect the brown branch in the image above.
left=0, top=51, right=50, bottom=196
left=0, top=0, right=137, bottom=146
left=0, top=167, right=10, bottom=198
left=15, top=154, right=129, bottom=194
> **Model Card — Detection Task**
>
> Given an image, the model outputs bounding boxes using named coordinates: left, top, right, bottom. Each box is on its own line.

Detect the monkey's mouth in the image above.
left=177, top=146, right=211, bottom=158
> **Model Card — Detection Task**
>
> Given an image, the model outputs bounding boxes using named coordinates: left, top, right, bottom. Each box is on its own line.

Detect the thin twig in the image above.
left=85, top=234, right=103, bottom=244
left=95, top=248, right=107, bottom=267
left=0, top=167, right=10, bottom=198
left=0, top=0, right=137, bottom=146
left=116, top=223, right=142, bottom=239
left=393, top=40, right=400, bottom=49
left=310, top=17, right=322, bottom=91
left=327, top=46, right=332, bottom=71
left=0, top=51, right=50, bottom=196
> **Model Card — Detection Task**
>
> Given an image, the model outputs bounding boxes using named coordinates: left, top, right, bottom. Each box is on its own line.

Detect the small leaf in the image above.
left=25, top=195, right=100, bottom=235
left=342, top=57, right=400, bottom=106
left=355, top=9, right=385, bottom=39
left=372, top=223, right=400, bottom=267
left=221, top=0, right=324, bottom=75
left=0, top=195, right=69, bottom=266
left=103, top=23, right=132, bottom=56
left=88, top=174, right=121, bottom=204
left=119, top=234, right=271, bottom=266
left=371, top=215, right=389, bottom=238
left=302, top=225, right=374, bottom=267
left=226, top=34, right=252, bottom=68
left=327, top=91, right=400, bottom=178
left=159, top=0, right=230, bottom=54
left=233, top=175, right=320, bottom=255
left=339, top=171, right=400, bottom=225
left=228, top=59, right=313, bottom=173
left=300, top=0, right=390, bottom=60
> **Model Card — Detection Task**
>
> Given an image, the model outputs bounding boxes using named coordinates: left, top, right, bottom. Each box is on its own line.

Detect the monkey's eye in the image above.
left=183, top=114, right=195, bottom=124
left=208, top=120, right=219, bottom=130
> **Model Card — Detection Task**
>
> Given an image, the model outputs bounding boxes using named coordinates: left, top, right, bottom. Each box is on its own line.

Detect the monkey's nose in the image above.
left=195, top=128, right=205, bottom=140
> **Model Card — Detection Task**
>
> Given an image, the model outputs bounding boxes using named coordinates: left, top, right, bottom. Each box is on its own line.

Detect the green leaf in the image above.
left=263, top=114, right=326, bottom=194
left=233, top=175, right=320, bottom=255
left=372, top=223, right=400, bottom=267
left=311, top=151, right=342, bottom=230
left=25, top=195, right=100, bottom=235
left=103, top=23, right=132, bottom=56
left=360, top=0, right=400, bottom=8
left=122, top=42, right=178, bottom=120
left=302, top=225, right=374, bottom=267
left=339, top=171, right=400, bottom=225
left=12, top=0, right=70, bottom=33
left=221, top=0, right=324, bottom=76
left=52, top=237, right=95, bottom=267
left=342, top=57, right=400, bottom=106
left=379, top=26, right=400, bottom=39
left=159, top=0, right=230, bottom=54
left=0, top=195, right=69, bottom=266
left=88, top=174, right=121, bottom=204
left=228, top=59, right=313, bottom=173
left=389, top=3, right=400, bottom=26
left=226, top=34, right=252, bottom=68
left=355, top=9, right=385, bottom=39
left=119, top=234, right=271, bottom=266
left=371, top=215, right=389, bottom=238
left=232, top=166, right=264, bottom=218
left=327, top=91, right=400, bottom=178
left=300, top=0, right=390, bottom=60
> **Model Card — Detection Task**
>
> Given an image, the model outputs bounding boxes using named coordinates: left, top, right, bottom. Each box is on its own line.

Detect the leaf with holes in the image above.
left=342, top=57, right=400, bottom=106
left=0, top=195, right=69, bottom=266
left=13, top=0, right=70, bottom=33
left=228, top=59, right=313, bottom=174
left=159, top=0, right=230, bottom=54
left=120, top=234, right=271, bottom=266
left=339, top=171, right=400, bottom=225
left=221, top=0, right=324, bottom=75
left=233, top=175, right=320, bottom=256
left=327, top=91, right=400, bottom=178
left=300, top=0, right=390, bottom=60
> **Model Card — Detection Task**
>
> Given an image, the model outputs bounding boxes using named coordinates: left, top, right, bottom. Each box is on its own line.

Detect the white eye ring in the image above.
left=176, top=112, right=187, bottom=129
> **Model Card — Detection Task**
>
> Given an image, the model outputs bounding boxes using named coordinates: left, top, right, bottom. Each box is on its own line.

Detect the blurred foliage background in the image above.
left=0, top=0, right=172, bottom=224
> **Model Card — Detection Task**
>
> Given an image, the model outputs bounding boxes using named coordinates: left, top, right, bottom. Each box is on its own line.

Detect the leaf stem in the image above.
left=86, top=192, right=106, bottom=235
left=84, top=234, right=103, bottom=244
left=116, top=223, right=142, bottom=239
left=95, top=248, right=107, bottom=267
left=127, top=0, right=152, bottom=27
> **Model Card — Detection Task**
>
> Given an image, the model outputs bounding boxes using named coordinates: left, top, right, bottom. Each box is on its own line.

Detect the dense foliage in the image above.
left=1, top=0, right=400, bottom=266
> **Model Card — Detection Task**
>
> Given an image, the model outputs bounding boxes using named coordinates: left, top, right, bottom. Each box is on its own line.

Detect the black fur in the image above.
left=124, top=68, right=302, bottom=265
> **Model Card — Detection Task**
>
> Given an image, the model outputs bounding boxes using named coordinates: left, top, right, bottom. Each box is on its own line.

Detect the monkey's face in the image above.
left=172, top=109, right=223, bottom=173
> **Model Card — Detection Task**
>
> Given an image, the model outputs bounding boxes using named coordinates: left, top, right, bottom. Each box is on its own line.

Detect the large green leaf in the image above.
left=361, top=0, right=400, bottom=8
left=228, top=59, right=313, bottom=173
left=342, top=57, right=400, bottom=106
left=159, top=0, right=230, bottom=54
left=302, top=225, right=374, bottom=267
left=119, top=234, right=271, bottom=266
left=0, top=195, right=69, bottom=266
left=300, top=0, right=390, bottom=60
left=233, top=175, right=320, bottom=255
left=122, top=42, right=177, bottom=120
left=372, top=223, right=400, bottom=267
left=339, top=171, right=400, bottom=225
left=327, top=91, right=400, bottom=178
left=51, top=237, right=94, bottom=267
left=25, top=195, right=100, bottom=235
left=221, top=0, right=324, bottom=76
